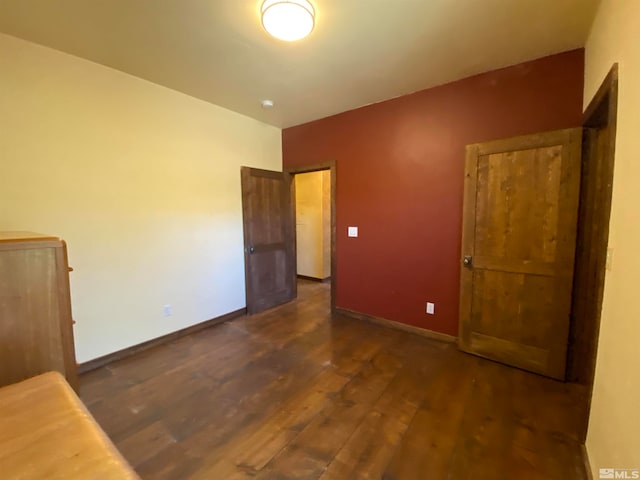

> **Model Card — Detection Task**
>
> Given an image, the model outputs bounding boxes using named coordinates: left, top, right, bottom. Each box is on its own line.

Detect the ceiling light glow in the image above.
left=261, top=0, right=315, bottom=42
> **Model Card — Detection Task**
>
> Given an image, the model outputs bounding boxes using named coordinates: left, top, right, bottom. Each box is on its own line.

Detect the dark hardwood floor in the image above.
left=80, top=280, right=588, bottom=479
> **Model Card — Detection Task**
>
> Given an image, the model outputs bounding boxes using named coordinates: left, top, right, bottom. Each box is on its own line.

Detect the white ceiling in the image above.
left=0, top=0, right=600, bottom=128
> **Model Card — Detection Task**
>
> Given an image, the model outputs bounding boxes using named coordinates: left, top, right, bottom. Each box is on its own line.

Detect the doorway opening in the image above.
left=294, top=171, right=331, bottom=283
left=286, top=161, right=337, bottom=314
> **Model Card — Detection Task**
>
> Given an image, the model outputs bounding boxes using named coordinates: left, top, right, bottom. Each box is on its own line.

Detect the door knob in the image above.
left=463, top=255, right=473, bottom=267
left=248, top=246, right=255, bottom=254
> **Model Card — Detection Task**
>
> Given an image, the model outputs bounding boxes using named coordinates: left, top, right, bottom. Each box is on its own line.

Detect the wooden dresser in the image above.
left=0, top=232, right=78, bottom=390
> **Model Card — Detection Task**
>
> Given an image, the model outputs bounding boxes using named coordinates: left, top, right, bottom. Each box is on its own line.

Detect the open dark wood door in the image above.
left=458, top=128, right=582, bottom=380
left=241, top=166, right=296, bottom=315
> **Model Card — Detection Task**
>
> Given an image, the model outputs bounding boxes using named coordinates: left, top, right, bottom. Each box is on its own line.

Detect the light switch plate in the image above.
left=426, top=302, right=435, bottom=315
left=348, top=226, right=358, bottom=238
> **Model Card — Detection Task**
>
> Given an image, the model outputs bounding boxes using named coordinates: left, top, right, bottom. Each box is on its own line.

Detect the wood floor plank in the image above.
left=255, top=351, right=404, bottom=479
left=116, top=421, right=177, bottom=468
left=79, top=280, right=588, bottom=480
left=318, top=409, right=413, bottom=480
left=316, top=345, right=455, bottom=480
left=446, top=360, right=520, bottom=479
left=506, top=368, right=590, bottom=479
left=189, top=368, right=351, bottom=479
left=382, top=350, right=478, bottom=480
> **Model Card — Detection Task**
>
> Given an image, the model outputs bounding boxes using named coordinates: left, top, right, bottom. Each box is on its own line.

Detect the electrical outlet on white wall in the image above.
left=426, top=302, right=435, bottom=315
left=163, top=304, right=173, bottom=317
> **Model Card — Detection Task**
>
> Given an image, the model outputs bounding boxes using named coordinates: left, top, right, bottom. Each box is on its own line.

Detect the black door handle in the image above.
left=248, top=246, right=255, bottom=254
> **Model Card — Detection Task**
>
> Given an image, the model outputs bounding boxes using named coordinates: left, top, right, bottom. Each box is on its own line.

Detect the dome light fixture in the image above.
left=261, top=0, right=315, bottom=42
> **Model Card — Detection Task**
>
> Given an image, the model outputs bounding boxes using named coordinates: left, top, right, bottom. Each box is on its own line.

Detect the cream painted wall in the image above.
left=295, top=171, right=330, bottom=279
left=583, top=0, right=640, bottom=473
left=0, top=33, right=282, bottom=363
left=321, top=170, right=331, bottom=278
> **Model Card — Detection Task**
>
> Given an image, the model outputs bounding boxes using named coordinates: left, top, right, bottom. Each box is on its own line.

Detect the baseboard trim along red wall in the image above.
left=336, top=307, right=457, bottom=344
left=283, top=49, right=585, bottom=336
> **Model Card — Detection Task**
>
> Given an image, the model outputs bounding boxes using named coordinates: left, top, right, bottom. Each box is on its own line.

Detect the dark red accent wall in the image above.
left=283, top=50, right=584, bottom=336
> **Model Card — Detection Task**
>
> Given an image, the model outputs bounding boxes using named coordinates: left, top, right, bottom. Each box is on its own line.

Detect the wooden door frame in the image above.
left=568, top=64, right=618, bottom=441
left=285, top=161, right=337, bottom=314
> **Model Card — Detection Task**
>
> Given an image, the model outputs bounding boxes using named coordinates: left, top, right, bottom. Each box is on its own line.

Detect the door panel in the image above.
left=471, top=270, right=555, bottom=345
left=459, top=128, right=582, bottom=380
left=241, top=167, right=296, bottom=314
left=475, top=147, right=562, bottom=262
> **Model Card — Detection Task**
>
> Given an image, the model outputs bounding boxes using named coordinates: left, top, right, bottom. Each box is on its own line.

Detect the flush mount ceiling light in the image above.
left=261, top=0, right=315, bottom=42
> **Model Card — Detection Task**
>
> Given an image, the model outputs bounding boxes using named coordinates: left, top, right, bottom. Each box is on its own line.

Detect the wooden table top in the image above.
left=0, top=372, right=140, bottom=479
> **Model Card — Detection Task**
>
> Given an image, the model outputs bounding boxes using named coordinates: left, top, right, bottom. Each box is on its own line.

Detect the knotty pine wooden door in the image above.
left=241, top=167, right=296, bottom=314
left=458, top=128, right=582, bottom=380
